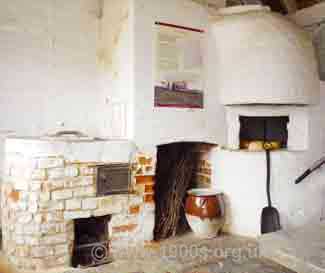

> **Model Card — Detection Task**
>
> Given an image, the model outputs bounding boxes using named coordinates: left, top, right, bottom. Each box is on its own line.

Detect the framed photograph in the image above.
left=154, top=22, right=205, bottom=108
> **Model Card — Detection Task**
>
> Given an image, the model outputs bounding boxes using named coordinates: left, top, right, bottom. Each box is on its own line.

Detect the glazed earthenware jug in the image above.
left=185, top=188, right=224, bottom=238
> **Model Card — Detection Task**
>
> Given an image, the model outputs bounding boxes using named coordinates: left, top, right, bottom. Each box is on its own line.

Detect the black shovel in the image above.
left=261, top=149, right=281, bottom=234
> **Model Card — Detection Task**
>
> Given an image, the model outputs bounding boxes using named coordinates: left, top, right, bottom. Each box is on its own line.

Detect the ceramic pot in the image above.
left=185, top=189, right=224, bottom=238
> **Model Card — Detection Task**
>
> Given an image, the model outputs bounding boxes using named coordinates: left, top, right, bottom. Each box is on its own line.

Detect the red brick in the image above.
left=144, top=184, right=154, bottom=194
left=145, top=158, right=153, bottom=165
left=205, top=161, right=212, bottom=168
left=200, top=168, right=212, bottom=175
left=135, top=175, right=155, bottom=184
left=112, top=224, right=138, bottom=233
left=144, top=194, right=154, bottom=203
left=8, top=190, right=20, bottom=202
left=138, top=157, right=152, bottom=166
left=138, top=156, right=147, bottom=165
left=129, top=205, right=141, bottom=215
left=144, top=240, right=160, bottom=249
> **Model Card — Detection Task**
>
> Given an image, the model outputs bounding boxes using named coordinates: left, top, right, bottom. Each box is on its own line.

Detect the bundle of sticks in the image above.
left=154, top=143, right=199, bottom=241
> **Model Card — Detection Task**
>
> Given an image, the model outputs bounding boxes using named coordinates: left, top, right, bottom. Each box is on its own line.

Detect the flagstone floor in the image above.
left=1, top=232, right=295, bottom=273
left=64, top=233, right=294, bottom=273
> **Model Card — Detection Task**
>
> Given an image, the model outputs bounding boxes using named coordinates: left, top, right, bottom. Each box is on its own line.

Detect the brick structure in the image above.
left=194, top=159, right=212, bottom=187
left=1, top=138, right=155, bottom=270
left=192, top=144, right=214, bottom=188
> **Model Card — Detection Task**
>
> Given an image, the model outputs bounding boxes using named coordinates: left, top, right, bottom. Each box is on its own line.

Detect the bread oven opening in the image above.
left=72, top=215, right=112, bottom=268
left=153, top=142, right=215, bottom=241
left=239, top=116, right=289, bottom=150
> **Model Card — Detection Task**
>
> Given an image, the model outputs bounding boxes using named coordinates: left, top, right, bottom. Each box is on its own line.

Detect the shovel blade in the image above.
left=261, top=206, right=281, bottom=234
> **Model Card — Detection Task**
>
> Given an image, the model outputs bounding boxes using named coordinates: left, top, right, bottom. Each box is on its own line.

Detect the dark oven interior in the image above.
left=239, top=116, right=289, bottom=149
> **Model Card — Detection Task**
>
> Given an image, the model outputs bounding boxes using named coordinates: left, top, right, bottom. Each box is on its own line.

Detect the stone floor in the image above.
left=2, top=233, right=295, bottom=273
left=260, top=221, right=325, bottom=273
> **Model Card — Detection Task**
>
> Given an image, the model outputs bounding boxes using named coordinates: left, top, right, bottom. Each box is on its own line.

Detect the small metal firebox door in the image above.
left=96, top=163, right=130, bottom=196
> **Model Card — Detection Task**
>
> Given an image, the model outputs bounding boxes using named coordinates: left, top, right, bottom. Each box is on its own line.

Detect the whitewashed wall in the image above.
left=211, top=6, right=320, bottom=105
left=0, top=0, right=228, bottom=150
left=133, top=0, right=227, bottom=152
left=99, top=0, right=135, bottom=139
left=0, top=0, right=102, bottom=136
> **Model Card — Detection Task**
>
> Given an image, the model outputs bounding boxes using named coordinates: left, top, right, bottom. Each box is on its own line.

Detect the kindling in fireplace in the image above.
left=154, top=142, right=215, bottom=241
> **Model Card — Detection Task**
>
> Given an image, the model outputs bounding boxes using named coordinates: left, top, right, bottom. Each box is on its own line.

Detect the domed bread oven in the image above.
left=211, top=5, right=320, bottom=105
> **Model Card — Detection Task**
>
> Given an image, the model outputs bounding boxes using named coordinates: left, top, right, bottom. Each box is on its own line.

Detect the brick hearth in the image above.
left=1, top=137, right=155, bottom=270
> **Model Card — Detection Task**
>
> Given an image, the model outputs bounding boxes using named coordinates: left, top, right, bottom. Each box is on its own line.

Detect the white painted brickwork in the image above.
left=0, top=0, right=102, bottom=137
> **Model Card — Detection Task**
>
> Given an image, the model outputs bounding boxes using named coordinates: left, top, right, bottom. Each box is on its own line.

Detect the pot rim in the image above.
left=187, top=188, right=222, bottom=197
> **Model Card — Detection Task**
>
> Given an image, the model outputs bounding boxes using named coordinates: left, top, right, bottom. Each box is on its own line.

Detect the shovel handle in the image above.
left=266, top=149, right=272, bottom=207
left=295, top=169, right=312, bottom=184
left=295, top=156, right=325, bottom=184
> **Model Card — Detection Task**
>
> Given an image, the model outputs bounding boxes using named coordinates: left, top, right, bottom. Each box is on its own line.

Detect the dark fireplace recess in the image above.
left=239, top=116, right=289, bottom=149
left=154, top=142, right=215, bottom=241
left=72, top=215, right=112, bottom=268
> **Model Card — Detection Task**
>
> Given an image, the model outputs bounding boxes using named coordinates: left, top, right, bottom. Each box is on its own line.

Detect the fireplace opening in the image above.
left=72, top=215, right=112, bottom=268
left=239, top=116, right=289, bottom=150
left=154, top=142, right=215, bottom=241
